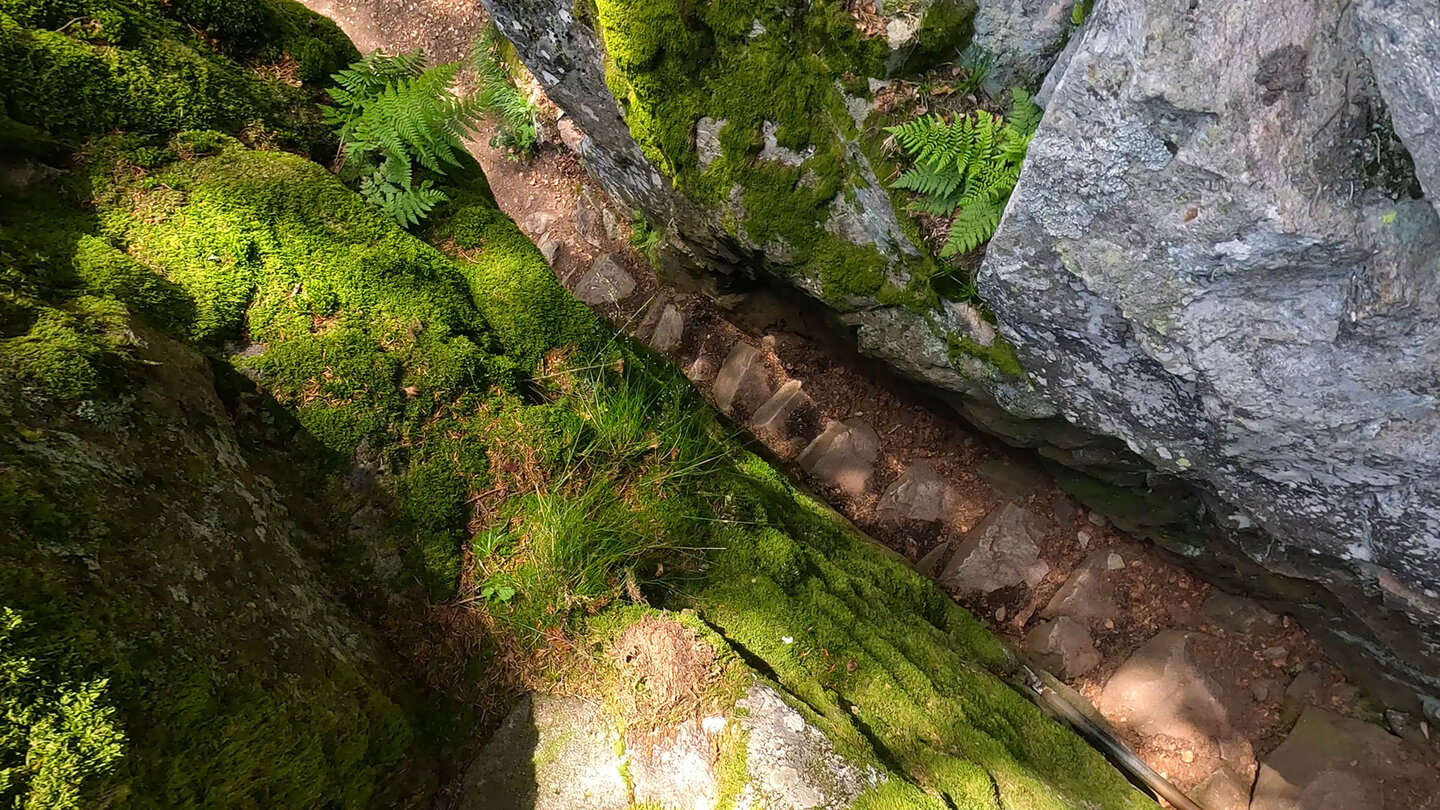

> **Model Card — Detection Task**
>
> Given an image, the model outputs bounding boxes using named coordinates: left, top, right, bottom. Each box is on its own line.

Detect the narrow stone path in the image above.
left=301, top=3, right=1440, bottom=806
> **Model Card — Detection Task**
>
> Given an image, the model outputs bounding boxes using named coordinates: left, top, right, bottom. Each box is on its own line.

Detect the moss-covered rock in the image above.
left=0, top=0, right=353, bottom=156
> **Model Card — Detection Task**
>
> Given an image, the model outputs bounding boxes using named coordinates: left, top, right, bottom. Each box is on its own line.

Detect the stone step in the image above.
left=573, top=253, right=637, bottom=305
left=875, top=459, right=955, bottom=524
left=1041, top=548, right=1123, bottom=627
left=1251, top=705, right=1431, bottom=810
left=939, top=502, right=1049, bottom=595
left=1098, top=631, right=1230, bottom=749
left=749, top=379, right=812, bottom=442
left=1025, top=616, right=1102, bottom=679
left=796, top=418, right=880, bottom=497
left=649, top=303, right=685, bottom=354
left=713, top=342, right=772, bottom=416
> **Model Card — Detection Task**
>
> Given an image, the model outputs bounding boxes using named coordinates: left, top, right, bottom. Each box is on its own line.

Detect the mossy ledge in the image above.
left=1, top=2, right=1149, bottom=807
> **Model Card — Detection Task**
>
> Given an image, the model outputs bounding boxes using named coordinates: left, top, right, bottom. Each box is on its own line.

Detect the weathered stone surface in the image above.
left=713, top=342, right=772, bottom=415
left=981, top=0, right=1440, bottom=711
left=537, top=236, right=562, bottom=266
left=797, top=419, right=881, bottom=496
left=460, top=694, right=628, bottom=810
left=758, top=120, right=813, bottom=167
left=694, top=117, right=724, bottom=170
left=1042, top=549, right=1121, bottom=626
left=876, top=459, right=954, bottom=523
left=914, top=541, right=952, bottom=577
left=557, top=116, right=585, bottom=152
left=523, top=210, right=554, bottom=236
left=573, top=254, right=637, bottom=304
left=1192, top=766, right=1251, bottom=810
left=1251, top=706, right=1428, bottom=810
left=649, top=303, right=685, bottom=353
left=750, top=379, right=811, bottom=439
left=940, top=502, right=1049, bottom=594
left=1384, top=708, right=1431, bottom=749
left=970, top=0, right=1076, bottom=88
left=1025, top=616, right=1102, bottom=678
left=1203, top=592, right=1281, bottom=636
left=573, top=192, right=606, bottom=248
left=735, top=684, right=883, bottom=810
left=628, top=718, right=722, bottom=810
left=1099, top=631, right=1229, bottom=746
left=601, top=205, right=623, bottom=240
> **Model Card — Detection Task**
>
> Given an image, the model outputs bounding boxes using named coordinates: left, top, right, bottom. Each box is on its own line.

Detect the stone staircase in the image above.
left=559, top=248, right=1440, bottom=810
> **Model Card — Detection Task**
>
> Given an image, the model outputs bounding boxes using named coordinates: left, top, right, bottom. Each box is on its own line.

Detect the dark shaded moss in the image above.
left=0, top=0, right=352, bottom=155
left=893, top=0, right=978, bottom=75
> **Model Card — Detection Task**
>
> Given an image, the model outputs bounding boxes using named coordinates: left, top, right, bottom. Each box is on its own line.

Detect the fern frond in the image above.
left=329, top=50, right=474, bottom=226
left=941, top=199, right=1004, bottom=257
left=893, top=165, right=962, bottom=201
left=999, top=129, right=1032, bottom=165
left=1007, top=87, right=1043, bottom=136
left=886, top=98, right=1040, bottom=259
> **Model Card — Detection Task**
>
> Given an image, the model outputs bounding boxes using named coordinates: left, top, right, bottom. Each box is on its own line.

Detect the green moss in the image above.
left=0, top=0, right=351, bottom=154
left=589, top=0, right=946, bottom=305
left=588, top=0, right=983, bottom=312
left=0, top=608, right=125, bottom=810
left=431, top=184, right=606, bottom=370
left=947, top=332, right=1025, bottom=378
left=0, top=297, right=132, bottom=398
left=679, top=455, right=1150, bottom=809
left=895, top=0, right=978, bottom=75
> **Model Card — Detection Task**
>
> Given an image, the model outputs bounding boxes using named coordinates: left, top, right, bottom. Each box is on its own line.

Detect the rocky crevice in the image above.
left=480, top=0, right=1440, bottom=719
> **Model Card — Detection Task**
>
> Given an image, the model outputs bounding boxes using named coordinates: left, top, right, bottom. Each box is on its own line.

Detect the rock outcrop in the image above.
left=484, top=0, right=1440, bottom=716
left=982, top=0, right=1440, bottom=713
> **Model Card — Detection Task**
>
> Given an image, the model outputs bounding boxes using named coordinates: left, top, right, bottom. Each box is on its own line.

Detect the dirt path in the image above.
left=300, top=3, right=1440, bottom=805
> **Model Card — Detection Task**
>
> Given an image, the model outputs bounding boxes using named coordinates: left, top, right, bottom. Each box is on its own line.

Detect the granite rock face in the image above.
left=982, top=0, right=1440, bottom=712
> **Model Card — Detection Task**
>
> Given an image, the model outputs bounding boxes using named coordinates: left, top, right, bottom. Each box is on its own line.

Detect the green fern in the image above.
left=942, top=199, right=1005, bottom=257
left=475, top=28, right=540, bottom=159
left=327, top=50, right=479, bottom=226
left=885, top=91, right=1043, bottom=257
left=325, top=51, right=427, bottom=127
left=1007, top=88, right=1042, bottom=136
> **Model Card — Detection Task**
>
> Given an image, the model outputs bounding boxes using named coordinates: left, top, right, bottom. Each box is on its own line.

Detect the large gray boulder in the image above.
left=982, top=0, right=1440, bottom=714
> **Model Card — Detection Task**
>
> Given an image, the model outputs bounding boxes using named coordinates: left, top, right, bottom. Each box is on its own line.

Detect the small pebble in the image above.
left=1087, top=511, right=1108, bottom=527
left=1077, top=529, right=1092, bottom=549
left=995, top=607, right=1007, bottom=622
left=1181, top=750, right=1195, bottom=764
left=1106, top=553, right=1125, bottom=570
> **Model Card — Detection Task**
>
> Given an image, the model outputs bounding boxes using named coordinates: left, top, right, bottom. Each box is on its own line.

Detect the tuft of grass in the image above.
left=469, top=356, right=734, bottom=639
